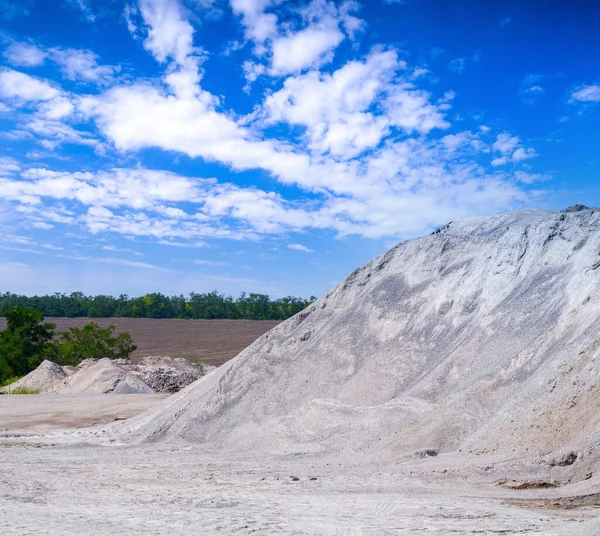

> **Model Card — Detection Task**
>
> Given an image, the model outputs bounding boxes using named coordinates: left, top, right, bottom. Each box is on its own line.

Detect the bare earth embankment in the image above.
left=0, top=318, right=280, bottom=366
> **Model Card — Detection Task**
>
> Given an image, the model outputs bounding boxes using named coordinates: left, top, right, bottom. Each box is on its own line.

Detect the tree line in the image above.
left=0, top=291, right=316, bottom=321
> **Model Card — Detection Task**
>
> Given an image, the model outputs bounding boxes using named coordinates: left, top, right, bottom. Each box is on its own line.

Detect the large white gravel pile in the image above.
left=109, top=207, right=600, bottom=472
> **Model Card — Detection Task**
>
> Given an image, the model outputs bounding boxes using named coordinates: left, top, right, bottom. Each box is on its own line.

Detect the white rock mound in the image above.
left=112, top=208, right=600, bottom=466
left=44, top=358, right=154, bottom=395
left=0, top=360, right=66, bottom=393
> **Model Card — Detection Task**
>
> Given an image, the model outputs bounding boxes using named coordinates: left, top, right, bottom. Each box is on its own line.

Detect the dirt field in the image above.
left=0, top=317, right=280, bottom=367
left=0, top=394, right=168, bottom=431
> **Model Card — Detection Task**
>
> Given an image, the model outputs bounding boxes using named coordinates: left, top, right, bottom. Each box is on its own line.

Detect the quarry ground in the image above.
left=0, top=317, right=280, bottom=367
left=1, top=442, right=599, bottom=535
left=0, top=394, right=168, bottom=430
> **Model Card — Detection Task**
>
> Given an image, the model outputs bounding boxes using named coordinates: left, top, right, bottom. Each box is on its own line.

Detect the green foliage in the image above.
left=1, top=376, right=22, bottom=387
left=0, top=291, right=315, bottom=321
left=3, top=385, right=39, bottom=395
left=0, top=307, right=138, bottom=382
left=54, top=323, right=137, bottom=366
left=0, top=306, right=56, bottom=381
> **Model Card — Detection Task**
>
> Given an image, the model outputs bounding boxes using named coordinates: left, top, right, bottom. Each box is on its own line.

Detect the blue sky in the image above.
left=0, top=0, right=599, bottom=298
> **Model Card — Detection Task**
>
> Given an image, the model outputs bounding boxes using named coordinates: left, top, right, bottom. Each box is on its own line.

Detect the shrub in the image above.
left=0, top=307, right=137, bottom=381
left=54, top=323, right=137, bottom=366
left=1, top=376, right=22, bottom=387
left=0, top=306, right=56, bottom=382
left=4, top=385, right=39, bottom=394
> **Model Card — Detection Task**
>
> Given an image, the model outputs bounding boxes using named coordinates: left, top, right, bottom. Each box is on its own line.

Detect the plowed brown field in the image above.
left=0, top=318, right=280, bottom=367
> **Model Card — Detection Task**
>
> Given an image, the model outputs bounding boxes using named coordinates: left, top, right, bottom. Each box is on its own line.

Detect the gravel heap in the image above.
left=44, top=358, right=155, bottom=395
left=2, top=356, right=210, bottom=395
left=109, top=208, right=600, bottom=474
left=0, top=360, right=67, bottom=393
left=119, top=356, right=209, bottom=393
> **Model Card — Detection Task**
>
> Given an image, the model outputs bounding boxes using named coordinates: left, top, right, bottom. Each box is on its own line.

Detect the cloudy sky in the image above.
left=0, top=0, right=599, bottom=298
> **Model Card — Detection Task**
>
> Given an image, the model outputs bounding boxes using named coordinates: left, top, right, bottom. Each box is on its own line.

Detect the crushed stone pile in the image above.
left=110, top=208, right=600, bottom=473
left=118, top=356, right=210, bottom=393
left=0, top=360, right=67, bottom=393
left=44, top=358, right=155, bottom=395
left=2, top=356, right=209, bottom=395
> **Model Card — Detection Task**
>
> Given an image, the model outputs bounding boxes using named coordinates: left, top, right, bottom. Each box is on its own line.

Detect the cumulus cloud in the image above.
left=490, top=133, right=537, bottom=166
left=231, top=0, right=278, bottom=49
left=3, top=41, right=118, bottom=85
left=49, top=48, right=118, bottom=84
left=270, top=23, right=344, bottom=75
left=571, top=85, right=600, bottom=103
left=234, top=0, right=362, bottom=80
left=262, top=49, right=449, bottom=160
left=3, top=42, right=47, bottom=66
left=0, top=69, right=60, bottom=101
left=0, top=0, right=545, bottom=249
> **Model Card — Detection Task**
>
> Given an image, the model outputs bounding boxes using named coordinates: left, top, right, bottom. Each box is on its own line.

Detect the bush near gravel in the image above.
left=1, top=385, right=39, bottom=394
left=0, top=306, right=56, bottom=381
left=54, top=323, right=137, bottom=366
left=0, top=306, right=136, bottom=382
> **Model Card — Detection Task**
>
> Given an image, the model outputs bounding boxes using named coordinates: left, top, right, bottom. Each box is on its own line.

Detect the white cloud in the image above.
left=3, top=42, right=47, bottom=66
left=49, top=48, right=117, bottom=84
left=230, top=0, right=278, bottom=51
left=448, top=57, right=466, bottom=74
left=263, top=49, right=449, bottom=159
left=32, top=221, right=55, bottom=229
left=511, top=147, right=537, bottom=162
left=139, top=0, right=196, bottom=64
left=0, top=69, right=60, bottom=101
left=0, top=157, right=20, bottom=174
left=233, top=0, right=362, bottom=77
left=492, top=132, right=520, bottom=154
left=66, top=0, right=95, bottom=22
left=37, top=97, right=75, bottom=120
left=514, top=171, right=550, bottom=184
left=288, top=243, right=314, bottom=252
left=2, top=42, right=117, bottom=85
left=194, top=259, right=230, bottom=266
left=270, top=23, right=343, bottom=75
left=571, top=85, right=600, bottom=103
left=0, top=0, right=544, bottom=248
left=124, top=3, right=140, bottom=34
left=490, top=133, right=537, bottom=167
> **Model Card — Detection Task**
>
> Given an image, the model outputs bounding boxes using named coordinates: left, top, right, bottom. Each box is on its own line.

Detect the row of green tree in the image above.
left=0, top=306, right=136, bottom=385
left=0, top=291, right=316, bottom=320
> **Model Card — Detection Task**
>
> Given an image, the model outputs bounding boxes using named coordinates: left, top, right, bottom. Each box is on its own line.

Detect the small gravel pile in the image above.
left=123, top=356, right=207, bottom=393
left=0, top=360, right=67, bottom=393
left=44, top=358, right=154, bottom=395
left=2, top=355, right=210, bottom=395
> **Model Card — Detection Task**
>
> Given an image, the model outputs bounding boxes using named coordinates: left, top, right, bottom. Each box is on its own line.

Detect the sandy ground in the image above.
left=1, top=443, right=599, bottom=535
left=0, top=394, right=168, bottom=431
left=2, top=395, right=597, bottom=535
